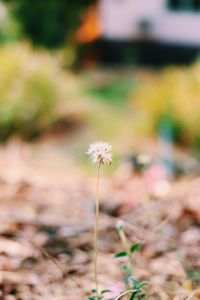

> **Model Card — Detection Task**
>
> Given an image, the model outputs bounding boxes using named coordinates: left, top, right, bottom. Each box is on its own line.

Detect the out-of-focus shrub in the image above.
left=0, top=43, right=81, bottom=141
left=131, top=63, right=200, bottom=149
left=86, top=78, right=134, bottom=105
left=2, top=0, right=95, bottom=48
left=0, top=2, right=21, bottom=43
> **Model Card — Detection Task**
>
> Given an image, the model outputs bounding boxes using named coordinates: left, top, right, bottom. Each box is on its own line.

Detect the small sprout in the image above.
left=115, top=226, right=147, bottom=300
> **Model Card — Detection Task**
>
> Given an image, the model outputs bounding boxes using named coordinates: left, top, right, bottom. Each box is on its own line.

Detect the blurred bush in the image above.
left=1, top=0, right=95, bottom=48
left=86, top=78, right=134, bottom=105
left=131, top=63, right=200, bottom=150
left=0, top=43, right=82, bottom=141
left=0, top=2, right=21, bottom=44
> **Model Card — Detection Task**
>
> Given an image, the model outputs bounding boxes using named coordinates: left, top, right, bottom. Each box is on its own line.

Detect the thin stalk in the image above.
left=186, top=288, right=200, bottom=300
left=118, top=228, right=132, bottom=273
left=114, top=289, right=136, bottom=300
left=94, top=162, right=101, bottom=295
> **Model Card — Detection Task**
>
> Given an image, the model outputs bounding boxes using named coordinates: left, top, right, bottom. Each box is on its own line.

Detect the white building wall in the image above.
left=155, top=13, right=200, bottom=46
left=99, top=0, right=200, bottom=46
left=99, top=0, right=137, bottom=39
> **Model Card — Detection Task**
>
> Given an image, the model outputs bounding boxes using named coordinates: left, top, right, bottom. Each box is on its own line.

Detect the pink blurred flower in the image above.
left=103, top=283, right=124, bottom=300
left=145, top=164, right=170, bottom=197
left=145, top=164, right=167, bottom=184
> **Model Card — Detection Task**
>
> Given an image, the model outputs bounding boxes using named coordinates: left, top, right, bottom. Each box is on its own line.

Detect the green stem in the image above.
left=94, top=162, right=101, bottom=295
left=118, top=228, right=132, bottom=273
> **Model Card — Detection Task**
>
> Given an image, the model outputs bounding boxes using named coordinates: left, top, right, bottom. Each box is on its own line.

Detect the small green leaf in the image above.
left=129, top=291, right=137, bottom=300
left=92, top=289, right=97, bottom=293
left=130, top=243, right=143, bottom=253
left=139, top=281, right=148, bottom=288
left=101, top=289, right=112, bottom=294
left=115, top=251, right=128, bottom=258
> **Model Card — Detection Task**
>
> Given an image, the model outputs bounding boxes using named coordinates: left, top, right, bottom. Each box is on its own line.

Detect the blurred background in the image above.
left=1, top=1, right=200, bottom=299
left=0, top=0, right=200, bottom=157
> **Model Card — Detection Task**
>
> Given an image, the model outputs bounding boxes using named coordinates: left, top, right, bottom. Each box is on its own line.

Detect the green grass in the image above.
left=86, top=78, right=134, bottom=105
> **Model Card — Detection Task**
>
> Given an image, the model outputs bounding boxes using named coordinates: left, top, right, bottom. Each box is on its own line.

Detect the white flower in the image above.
left=87, top=141, right=112, bottom=165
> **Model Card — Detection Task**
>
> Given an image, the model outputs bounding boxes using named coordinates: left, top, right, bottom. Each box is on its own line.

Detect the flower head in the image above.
left=87, top=141, right=112, bottom=165
left=116, top=219, right=125, bottom=231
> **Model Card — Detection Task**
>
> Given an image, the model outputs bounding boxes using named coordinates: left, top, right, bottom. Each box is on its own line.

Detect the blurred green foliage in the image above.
left=0, top=3, right=21, bottom=44
left=1, top=0, right=95, bottom=48
left=131, top=62, right=200, bottom=150
left=188, top=268, right=200, bottom=288
left=0, top=43, right=81, bottom=141
left=86, top=78, right=134, bottom=105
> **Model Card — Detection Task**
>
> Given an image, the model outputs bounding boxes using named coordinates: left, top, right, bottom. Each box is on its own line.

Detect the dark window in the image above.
left=168, top=0, right=200, bottom=11
left=193, top=0, right=200, bottom=10
left=168, top=0, right=180, bottom=10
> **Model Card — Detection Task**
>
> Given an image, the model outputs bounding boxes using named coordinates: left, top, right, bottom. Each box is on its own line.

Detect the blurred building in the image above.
left=77, top=0, right=200, bottom=65
left=99, top=0, right=200, bottom=65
